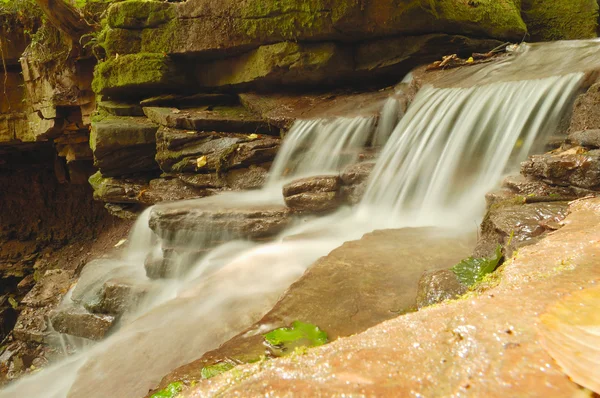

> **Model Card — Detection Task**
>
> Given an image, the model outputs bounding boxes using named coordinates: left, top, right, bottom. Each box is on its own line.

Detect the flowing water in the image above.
left=2, top=40, right=598, bottom=398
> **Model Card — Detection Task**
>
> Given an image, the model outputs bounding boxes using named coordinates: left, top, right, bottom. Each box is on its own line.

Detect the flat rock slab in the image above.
left=283, top=176, right=342, bottom=213
left=156, top=228, right=473, bottom=389
left=143, top=106, right=274, bottom=135
left=183, top=198, right=600, bottom=398
left=155, top=127, right=280, bottom=174
left=50, top=308, right=115, bottom=341
left=21, top=270, right=74, bottom=308
left=149, top=201, right=291, bottom=242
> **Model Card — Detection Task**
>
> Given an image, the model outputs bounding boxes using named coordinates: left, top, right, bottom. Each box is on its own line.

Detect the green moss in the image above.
left=200, top=362, right=236, bottom=379
left=106, top=1, right=175, bottom=29
left=521, top=0, right=598, bottom=41
left=92, top=53, right=183, bottom=95
left=101, top=27, right=141, bottom=56
left=140, top=18, right=180, bottom=54
left=264, top=321, right=328, bottom=355
left=451, top=244, right=503, bottom=287
left=150, top=381, right=184, bottom=398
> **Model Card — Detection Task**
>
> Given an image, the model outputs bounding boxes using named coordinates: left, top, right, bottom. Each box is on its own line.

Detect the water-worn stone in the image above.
left=90, top=116, right=159, bottom=177
left=502, top=174, right=578, bottom=197
left=21, top=269, right=74, bottom=308
left=521, top=148, right=600, bottom=190
left=568, top=82, right=600, bottom=133
left=138, top=178, right=212, bottom=205
left=88, top=172, right=147, bottom=204
left=416, top=269, right=467, bottom=309
left=182, top=198, right=600, bottom=398
left=475, top=201, right=569, bottom=258
left=340, top=162, right=375, bottom=204
left=12, top=307, right=51, bottom=344
left=85, top=278, right=151, bottom=315
left=50, top=308, right=115, bottom=341
left=568, top=129, right=600, bottom=148
left=143, top=106, right=274, bottom=135
left=155, top=127, right=280, bottom=174
left=155, top=228, right=473, bottom=391
left=283, top=176, right=341, bottom=213
left=149, top=201, right=291, bottom=243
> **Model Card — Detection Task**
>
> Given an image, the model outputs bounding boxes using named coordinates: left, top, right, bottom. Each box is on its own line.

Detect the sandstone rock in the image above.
left=340, top=162, right=375, bottom=205
left=521, top=0, right=598, bottom=41
left=140, top=93, right=237, bottom=108
left=156, top=228, right=473, bottom=389
left=138, top=178, right=212, bottom=205
left=475, top=201, right=569, bottom=258
left=12, top=307, right=51, bottom=344
left=104, top=203, right=143, bottom=221
left=521, top=149, right=600, bottom=190
left=21, top=269, right=74, bottom=308
left=88, top=172, right=147, bottom=204
left=90, top=116, right=158, bottom=177
left=92, top=53, right=185, bottom=96
left=132, top=0, right=525, bottom=56
left=195, top=42, right=353, bottom=89
left=225, top=164, right=270, bottom=190
left=177, top=173, right=226, bottom=189
left=283, top=176, right=341, bottom=213
left=98, top=101, right=145, bottom=117
left=50, top=308, right=115, bottom=341
left=107, top=1, right=175, bottom=29
left=568, top=82, right=600, bottom=133
left=143, top=106, right=273, bottom=134
left=416, top=269, right=467, bottom=309
left=502, top=174, right=576, bottom=197
left=568, top=129, right=600, bottom=148
left=182, top=198, right=600, bottom=398
left=149, top=202, right=291, bottom=243
left=84, top=278, right=152, bottom=315
left=155, top=127, right=280, bottom=174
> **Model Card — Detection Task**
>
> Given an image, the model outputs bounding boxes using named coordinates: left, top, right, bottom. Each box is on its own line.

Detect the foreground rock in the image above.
left=183, top=197, right=600, bottom=397
left=283, top=176, right=341, bottom=213
left=154, top=228, right=473, bottom=391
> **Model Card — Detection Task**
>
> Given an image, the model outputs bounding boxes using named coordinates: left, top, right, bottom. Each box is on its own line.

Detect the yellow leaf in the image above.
left=247, top=133, right=258, bottom=140
left=196, top=156, right=207, bottom=169
left=539, top=286, right=600, bottom=394
left=466, top=57, right=474, bottom=63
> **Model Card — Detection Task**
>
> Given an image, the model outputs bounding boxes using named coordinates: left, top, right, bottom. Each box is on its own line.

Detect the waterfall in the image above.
left=1, top=40, right=596, bottom=398
left=359, top=73, right=584, bottom=226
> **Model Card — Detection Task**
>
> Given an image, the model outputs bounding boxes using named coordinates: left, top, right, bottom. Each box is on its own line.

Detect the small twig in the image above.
left=0, top=35, right=10, bottom=111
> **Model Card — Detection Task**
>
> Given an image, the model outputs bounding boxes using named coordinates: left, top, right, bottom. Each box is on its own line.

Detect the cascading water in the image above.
left=2, top=40, right=598, bottom=398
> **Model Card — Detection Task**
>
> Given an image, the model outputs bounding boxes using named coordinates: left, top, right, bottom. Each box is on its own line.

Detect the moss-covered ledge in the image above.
left=106, top=1, right=176, bottom=29
left=92, top=53, right=185, bottom=97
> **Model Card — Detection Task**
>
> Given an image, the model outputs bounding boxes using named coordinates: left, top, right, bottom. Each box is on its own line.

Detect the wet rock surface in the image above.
left=416, top=269, right=467, bottom=309
left=155, top=228, right=474, bottom=391
left=49, top=308, right=115, bottom=341
left=183, top=198, right=600, bottom=398
left=283, top=176, right=341, bottom=213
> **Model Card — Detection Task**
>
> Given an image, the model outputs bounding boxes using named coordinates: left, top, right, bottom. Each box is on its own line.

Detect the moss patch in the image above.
left=264, top=321, right=328, bottom=356
left=452, top=244, right=504, bottom=287
left=150, top=381, right=184, bottom=398
left=521, top=0, right=598, bottom=40
left=92, top=53, right=184, bottom=96
left=200, top=362, right=236, bottom=379
left=106, top=1, right=175, bottom=29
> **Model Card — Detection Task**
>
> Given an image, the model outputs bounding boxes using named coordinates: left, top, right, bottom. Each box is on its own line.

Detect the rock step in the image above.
left=143, top=106, right=275, bottom=135
left=283, top=176, right=341, bottom=213
left=50, top=308, right=115, bottom=341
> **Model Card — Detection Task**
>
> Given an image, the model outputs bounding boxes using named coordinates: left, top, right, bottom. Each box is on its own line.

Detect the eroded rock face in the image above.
left=521, top=149, right=600, bottom=190
left=283, top=175, right=341, bottom=213
left=154, top=228, right=474, bottom=392
left=49, top=308, right=115, bottom=341
left=182, top=198, right=600, bottom=398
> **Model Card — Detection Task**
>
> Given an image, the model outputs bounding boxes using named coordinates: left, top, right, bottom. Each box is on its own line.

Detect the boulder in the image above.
left=50, top=308, right=116, bottom=341
left=475, top=201, right=569, bottom=258
left=85, top=278, right=152, bottom=316
left=155, top=228, right=473, bottom=389
left=149, top=201, right=291, bottom=243
left=568, top=82, right=600, bottom=133
left=88, top=172, right=148, bottom=204
left=283, top=175, right=341, bottom=213
left=340, top=162, right=376, bottom=204
left=143, top=106, right=274, bottom=134
left=92, top=53, right=185, bottom=97
left=521, top=148, right=600, bottom=190
left=90, top=116, right=159, bottom=177
left=195, top=42, right=353, bottom=89
left=568, top=129, right=600, bottom=148
left=155, top=127, right=280, bottom=174
left=521, top=0, right=598, bottom=41
left=416, top=269, right=467, bottom=309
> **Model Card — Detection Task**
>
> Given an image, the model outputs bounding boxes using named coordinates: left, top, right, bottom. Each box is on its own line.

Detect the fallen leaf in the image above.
left=466, top=57, right=474, bottom=63
left=247, top=133, right=259, bottom=140
left=538, top=286, right=600, bottom=393
left=196, top=155, right=207, bottom=169
left=114, top=239, right=127, bottom=248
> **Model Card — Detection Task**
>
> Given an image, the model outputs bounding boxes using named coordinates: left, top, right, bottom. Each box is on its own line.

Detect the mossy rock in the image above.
left=92, top=53, right=185, bottom=96
left=521, top=0, right=598, bottom=41
left=106, top=1, right=176, bottom=29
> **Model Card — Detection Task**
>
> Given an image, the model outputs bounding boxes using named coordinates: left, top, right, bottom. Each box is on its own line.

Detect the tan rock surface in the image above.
left=184, top=198, right=600, bottom=397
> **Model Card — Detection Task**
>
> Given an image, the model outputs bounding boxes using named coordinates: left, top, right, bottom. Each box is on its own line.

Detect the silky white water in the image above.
left=1, top=41, right=595, bottom=398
